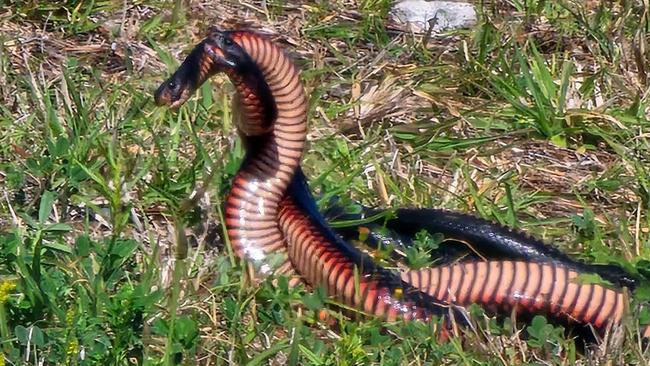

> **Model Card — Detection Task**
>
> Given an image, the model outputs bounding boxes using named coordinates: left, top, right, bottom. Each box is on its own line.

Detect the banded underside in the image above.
left=222, top=31, right=307, bottom=276
left=279, top=197, right=447, bottom=321
left=403, top=261, right=625, bottom=331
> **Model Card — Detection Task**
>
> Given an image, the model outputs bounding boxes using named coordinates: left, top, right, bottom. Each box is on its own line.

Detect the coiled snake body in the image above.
left=154, top=28, right=649, bottom=339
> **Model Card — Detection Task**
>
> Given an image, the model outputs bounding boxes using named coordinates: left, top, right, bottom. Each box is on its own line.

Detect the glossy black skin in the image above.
left=313, top=177, right=639, bottom=290
left=289, top=168, right=472, bottom=321
left=154, top=39, right=208, bottom=107
left=288, top=169, right=637, bottom=343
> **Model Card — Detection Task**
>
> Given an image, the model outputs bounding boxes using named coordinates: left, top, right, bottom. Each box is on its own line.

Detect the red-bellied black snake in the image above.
left=154, top=28, right=649, bottom=339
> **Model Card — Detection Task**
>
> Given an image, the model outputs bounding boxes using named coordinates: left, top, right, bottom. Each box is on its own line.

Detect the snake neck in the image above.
left=223, top=32, right=308, bottom=273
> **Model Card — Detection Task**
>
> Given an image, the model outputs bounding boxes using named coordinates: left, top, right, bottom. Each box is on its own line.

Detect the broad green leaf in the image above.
left=38, top=191, right=56, bottom=224
left=42, top=241, right=73, bottom=254
left=43, top=223, right=72, bottom=232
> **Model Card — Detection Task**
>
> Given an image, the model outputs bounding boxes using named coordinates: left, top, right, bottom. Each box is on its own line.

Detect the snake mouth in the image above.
left=154, top=78, right=191, bottom=108
left=203, top=41, right=236, bottom=69
left=153, top=62, right=197, bottom=109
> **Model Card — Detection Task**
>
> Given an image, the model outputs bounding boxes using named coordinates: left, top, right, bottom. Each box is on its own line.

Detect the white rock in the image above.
left=391, top=0, right=477, bottom=33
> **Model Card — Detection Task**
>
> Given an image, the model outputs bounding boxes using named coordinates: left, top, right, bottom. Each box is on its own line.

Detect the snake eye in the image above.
left=223, top=37, right=234, bottom=46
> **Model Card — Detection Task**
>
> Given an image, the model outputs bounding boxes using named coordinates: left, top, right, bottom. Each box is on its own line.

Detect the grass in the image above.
left=0, top=0, right=649, bottom=364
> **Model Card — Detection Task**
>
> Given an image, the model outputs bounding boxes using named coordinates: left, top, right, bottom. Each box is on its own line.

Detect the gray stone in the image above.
left=391, top=0, right=477, bottom=33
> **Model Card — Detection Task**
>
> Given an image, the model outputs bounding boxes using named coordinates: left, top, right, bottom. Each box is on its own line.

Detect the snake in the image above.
left=154, top=28, right=649, bottom=339
left=325, top=204, right=639, bottom=289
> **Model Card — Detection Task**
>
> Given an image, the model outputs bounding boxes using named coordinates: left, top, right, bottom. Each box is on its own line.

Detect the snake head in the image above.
left=203, top=28, right=240, bottom=67
left=154, top=28, right=250, bottom=109
left=154, top=41, right=211, bottom=108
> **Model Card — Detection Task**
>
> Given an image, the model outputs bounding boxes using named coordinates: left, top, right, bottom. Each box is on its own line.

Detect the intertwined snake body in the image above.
left=154, top=28, right=649, bottom=339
